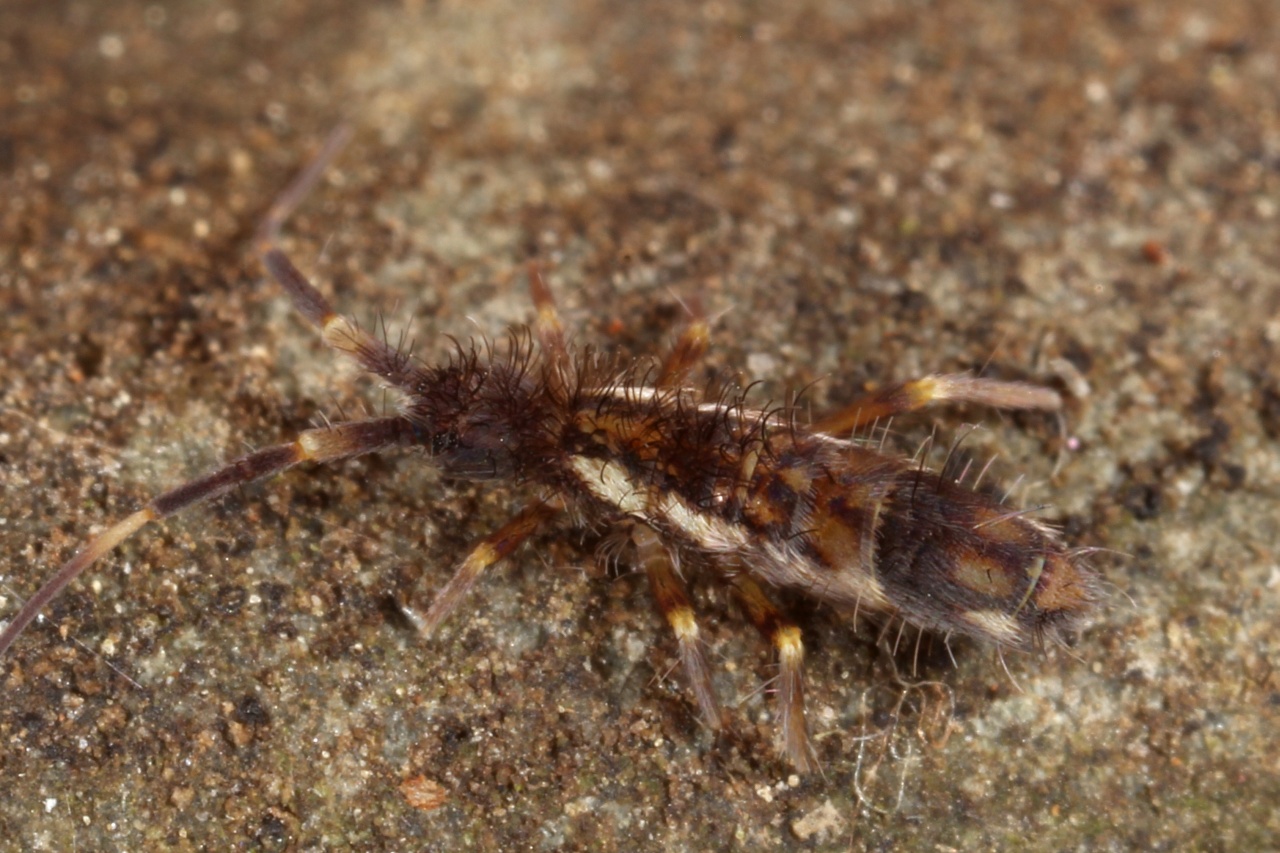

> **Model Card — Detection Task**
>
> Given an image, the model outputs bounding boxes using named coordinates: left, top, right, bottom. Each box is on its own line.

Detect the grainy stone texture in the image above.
left=2, top=0, right=1278, bottom=849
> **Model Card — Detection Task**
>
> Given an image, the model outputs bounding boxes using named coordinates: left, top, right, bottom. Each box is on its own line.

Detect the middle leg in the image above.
left=632, top=524, right=723, bottom=733
left=655, top=295, right=709, bottom=390
left=527, top=262, right=572, bottom=392
left=731, top=573, right=817, bottom=773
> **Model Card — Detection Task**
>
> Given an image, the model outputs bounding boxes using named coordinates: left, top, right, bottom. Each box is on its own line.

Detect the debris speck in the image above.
left=790, top=798, right=846, bottom=843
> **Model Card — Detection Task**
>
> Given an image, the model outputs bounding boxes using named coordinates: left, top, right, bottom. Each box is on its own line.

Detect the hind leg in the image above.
left=814, top=374, right=1061, bottom=435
